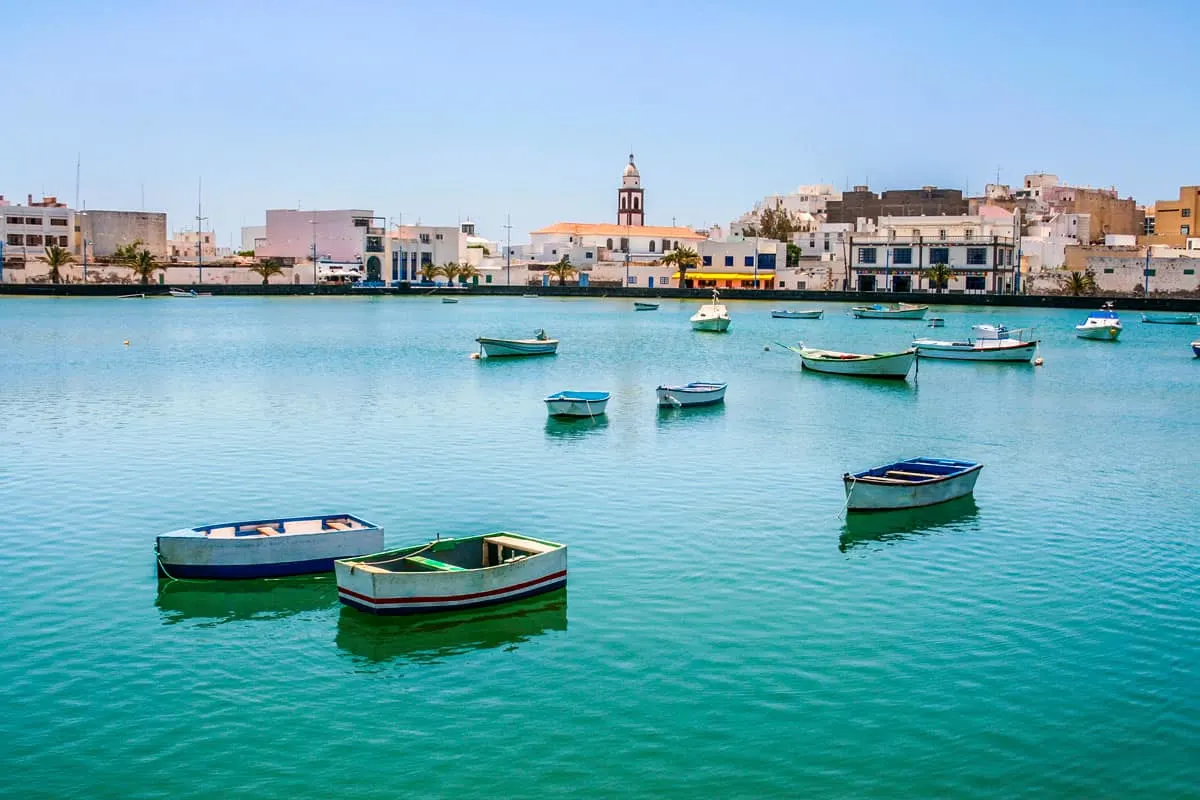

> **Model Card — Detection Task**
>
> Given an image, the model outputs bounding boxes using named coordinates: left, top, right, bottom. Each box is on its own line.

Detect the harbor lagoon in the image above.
left=1, top=295, right=1197, bottom=798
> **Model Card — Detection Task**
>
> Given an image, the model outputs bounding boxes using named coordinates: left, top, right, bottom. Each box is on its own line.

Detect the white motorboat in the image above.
left=656, top=381, right=727, bottom=408
left=544, top=391, right=609, bottom=418
left=771, top=309, right=823, bottom=319
left=476, top=329, right=559, bottom=357
left=1075, top=303, right=1122, bottom=340
left=690, top=289, right=731, bottom=332
left=156, top=513, right=384, bottom=579
left=914, top=324, right=1039, bottom=362
left=852, top=303, right=929, bottom=320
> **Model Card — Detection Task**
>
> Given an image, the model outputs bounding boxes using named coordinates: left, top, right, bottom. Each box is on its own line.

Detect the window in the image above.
left=485, top=274, right=493, bottom=283
left=620, top=237, right=629, bottom=251
left=419, top=233, right=430, bottom=244
left=26, top=234, right=43, bottom=246
left=673, top=241, right=679, bottom=250
left=6, top=234, right=22, bottom=245
left=1103, top=268, right=1114, bottom=274
left=606, top=238, right=613, bottom=249
left=621, top=196, right=628, bottom=210
left=758, top=253, right=776, bottom=269
left=649, top=241, right=655, bottom=253
left=365, top=236, right=383, bottom=252
left=420, top=252, right=432, bottom=266
left=58, top=236, right=68, bottom=247
left=965, top=276, right=986, bottom=291
left=26, top=217, right=42, bottom=225
left=633, top=196, right=640, bottom=210
left=1144, top=268, right=1157, bottom=277
left=744, top=256, right=754, bottom=267
left=892, top=247, right=912, bottom=265
left=1183, top=208, right=1192, bottom=218
left=912, top=229, right=920, bottom=239
left=1182, top=224, right=1191, bottom=236
left=702, top=255, right=712, bottom=266
left=662, top=239, right=670, bottom=252
left=929, top=247, right=949, bottom=265
left=798, top=281, right=806, bottom=289
left=353, top=218, right=368, bottom=227
left=887, top=229, right=896, bottom=241
left=809, top=239, right=816, bottom=248
left=435, top=233, right=443, bottom=240
left=661, top=276, right=670, bottom=284
left=627, top=275, right=637, bottom=285
left=938, top=229, right=947, bottom=240
left=724, top=256, right=734, bottom=267
left=585, top=251, right=593, bottom=259
left=964, top=229, right=974, bottom=240
left=859, top=247, right=877, bottom=264
left=823, top=240, right=830, bottom=251
left=50, top=218, right=68, bottom=227
left=966, top=247, right=987, bottom=265
left=1184, top=269, right=1195, bottom=275
left=857, top=275, right=876, bottom=291
left=778, top=281, right=785, bottom=288
left=1145, top=217, right=1156, bottom=235
left=4, top=216, right=20, bottom=225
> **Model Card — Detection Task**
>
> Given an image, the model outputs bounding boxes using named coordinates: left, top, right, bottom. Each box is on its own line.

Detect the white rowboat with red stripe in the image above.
left=335, top=532, right=567, bottom=615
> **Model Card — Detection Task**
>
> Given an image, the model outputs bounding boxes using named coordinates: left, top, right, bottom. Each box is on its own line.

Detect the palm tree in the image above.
left=250, top=259, right=285, bottom=285
left=662, top=246, right=700, bottom=288
left=1061, top=270, right=1096, bottom=296
left=457, top=263, right=481, bottom=286
left=420, top=263, right=443, bottom=283
left=111, top=239, right=145, bottom=265
left=439, top=262, right=461, bottom=286
left=127, top=249, right=164, bottom=285
left=547, top=255, right=577, bottom=286
left=41, top=244, right=76, bottom=284
left=924, top=263, right=953, bottom=293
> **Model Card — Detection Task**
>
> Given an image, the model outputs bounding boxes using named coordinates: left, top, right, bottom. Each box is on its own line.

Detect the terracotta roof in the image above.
left=530, top=222, right=707, bottom=239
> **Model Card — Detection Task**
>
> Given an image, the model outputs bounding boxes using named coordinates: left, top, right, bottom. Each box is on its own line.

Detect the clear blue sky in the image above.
left=5, top=0, right=1194, bottom=244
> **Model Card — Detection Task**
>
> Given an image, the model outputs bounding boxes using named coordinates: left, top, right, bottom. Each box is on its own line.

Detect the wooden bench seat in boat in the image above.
left=484, top=535, right=557, bottom=554
left=256, top=526, right=280, bottom=536
left=405, top=556, right=464, bottom=571
left=884, top=470, right=940, bottom=480
left=325, top=521, right=351, bottom=531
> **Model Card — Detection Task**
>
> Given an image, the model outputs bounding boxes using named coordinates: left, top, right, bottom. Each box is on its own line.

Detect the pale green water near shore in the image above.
left=1, top=296, right=1197, bottom=798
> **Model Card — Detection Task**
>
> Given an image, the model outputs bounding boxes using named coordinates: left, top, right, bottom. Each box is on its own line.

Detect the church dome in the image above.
left=623, top=154, right=639, bottom=178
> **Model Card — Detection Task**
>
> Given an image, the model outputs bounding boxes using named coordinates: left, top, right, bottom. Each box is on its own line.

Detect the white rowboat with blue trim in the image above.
left=476, top=329, right=559, bottom=357
left=544, top=390, right=609, bottom=417
left=336, top=532, right=567, bottom=616
left=156, top=514, right=384, bottom=579
left=772, top=309, right=824, bottom=319
left=852, top=303, right=929, bottom=319
left=656, top=381, right=727, bottom=407
left=844, top=457, right=983, bottom=512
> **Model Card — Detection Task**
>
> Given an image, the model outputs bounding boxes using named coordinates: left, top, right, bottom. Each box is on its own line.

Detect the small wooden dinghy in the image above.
left=476, top=329, right=559, bottom=357
left=634, top=301, right=659, bottom=310
left=771, top=309, right=823, bottom=319
left=852, top=303, right=928, bottom=319
left=656, top=381, right=727, bottom=407
left=156, top=514, right=384, bottom=579
left=336, top=532, right=567, bottom=615
left=780, top=343, right=915, bottom=379
left=844, top=457, right=982, bottom=512
left=544, top=390, right=609, bottom=417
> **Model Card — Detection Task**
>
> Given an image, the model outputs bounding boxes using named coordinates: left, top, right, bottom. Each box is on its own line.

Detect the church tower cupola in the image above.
left=617, top=153, right=644, bottom=227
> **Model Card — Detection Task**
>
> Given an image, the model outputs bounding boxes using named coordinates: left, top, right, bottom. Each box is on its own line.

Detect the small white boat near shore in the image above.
left=782, top=343, right=916, bottom=379
left=852, top=303, right=929, bottom=320
left=690, top=289, right=731, bottom=332
left=1076, top=303, right=1122, bottom=340
left=844, top=457, right=983, bottom=512
left=336, top=532, right=567, bottom=615
left=544, top=390, right=609, bottom=417
left=156, top=513, right=384, bottom=579
left=656, top=381, right=727, bottom=407
left=476, top=330, right=559, bottom=357
left=771, top=309, right=823, bottom=319
left=914, top=324, right=1039, bottom=362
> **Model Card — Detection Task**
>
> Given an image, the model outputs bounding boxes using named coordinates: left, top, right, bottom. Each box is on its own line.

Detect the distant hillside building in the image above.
left=1011, top=174, right=1139, bottom=243
left=1145, top=185, right=1200, bottom=248
left=81, top=209, right=168, bottom=258
left=825, top=185, right=968, bottom=225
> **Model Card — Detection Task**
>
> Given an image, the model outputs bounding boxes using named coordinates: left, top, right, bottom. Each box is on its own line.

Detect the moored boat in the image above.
left=771, top=309, right=824, bottom=319
left=843, top=457, right=983, bottom=512
left=1193, top=341, right=1200, bottom=357
left=168, top=288, right=199, bottom=298
left=476, top=329, right=559, bottom=357
left=634, top=301, right=659, bottom=310
left=335, top=532, right=567, bottom=615
left=852, top=303, right=929, bottom=320
left=442, top=297, right=459, bottom=304
left=656, top=381, right=727, bottom=407
left=1075, top=302, right=1122, bottom=340
left=690, top=289, right=731, bottom=332
left=782, top=343, right=916, bottom=379
left=1141, top=312, right=1198, bottom=324
left=914, top=324, right=1039, bottom=362
left=156, top=513, right=384, bottom=579
left=927, top=317, right=945, bottom=327
left=544, top=390, right=610, bottom=417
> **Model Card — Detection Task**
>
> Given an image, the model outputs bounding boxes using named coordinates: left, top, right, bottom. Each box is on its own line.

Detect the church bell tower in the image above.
left=617, top=153, right=644, bottom=227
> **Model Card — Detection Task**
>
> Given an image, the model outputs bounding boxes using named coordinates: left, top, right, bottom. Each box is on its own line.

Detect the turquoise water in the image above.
left=1, top=296, right=1197, bottom=798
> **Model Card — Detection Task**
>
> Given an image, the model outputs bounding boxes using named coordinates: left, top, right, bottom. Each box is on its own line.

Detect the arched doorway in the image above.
left=366, top=256, right=381, bottom=282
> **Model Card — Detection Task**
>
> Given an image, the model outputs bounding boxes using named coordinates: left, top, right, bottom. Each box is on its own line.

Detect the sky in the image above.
left=4, top=0, right=1196, bottom=245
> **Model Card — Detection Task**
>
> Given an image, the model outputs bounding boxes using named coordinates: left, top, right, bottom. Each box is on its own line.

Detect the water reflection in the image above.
left=655, top=402, right=727, bottom=428
left=155, top=575, right=337, bottom=626
left=802, top=369, right=918, bottom=394
left=544, top=416, right=608, bottom=439
left=839, top=497, right=980, bottom=552
left=336, top=589, right=567, bottom=664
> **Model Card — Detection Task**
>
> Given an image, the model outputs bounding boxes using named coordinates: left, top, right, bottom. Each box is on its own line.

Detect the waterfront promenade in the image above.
left=0, top=295, right=1196, bottom=798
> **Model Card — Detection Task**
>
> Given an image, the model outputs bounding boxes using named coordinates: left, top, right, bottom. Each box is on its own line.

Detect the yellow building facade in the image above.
left=1149, top=185, right=1200, bottom=247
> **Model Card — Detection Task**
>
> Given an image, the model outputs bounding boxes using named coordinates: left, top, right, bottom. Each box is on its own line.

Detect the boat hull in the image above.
left=845, top=463, right=982, bottom=512
left=852, top=307, right=928, bottom=320
left=913, top=340, right=1037, bottom=362
left=1075, top=325, right=1121, bottom=340
left=656, top=384, right=726, bottom=407
left=336, top=537, right=568, bottom=616
left=800, top=350, right=915, bottom=379
left=772, top=310, right=823, bottom=319
left=1193, top=341, right=1200, bottom=357
left=157, top=516, right=384, bottom=579
left=691, top=317, right=731, bottom=332
left=476, top=338, right=559, bottom=357
left=1142, top=314, right=1197, bottom=324
left=544, top=397, right=609, bottom=417
left=634, top=302, right=659, bottom=310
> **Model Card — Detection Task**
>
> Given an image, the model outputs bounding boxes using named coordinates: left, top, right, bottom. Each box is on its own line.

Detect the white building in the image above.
left=168, top=230, right=221, bottom=261
left=1, top=195, right=74, bottom=282
left=240, top=225, right=266, bottom=253
left=1020, top=212, right=1090, bottom=272
left=255, top=209, right=383, bottom=273
left=791, top=222, right=853, bottom=259
left=730, top=184, right=840, bottom=236
left=849, top=208, right=1020, bottom=293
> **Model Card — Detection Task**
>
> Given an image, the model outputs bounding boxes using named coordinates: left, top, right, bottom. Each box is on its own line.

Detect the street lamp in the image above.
left=196, top=214, right=209, bottom=284
left=310, top=218, right=319, bottom=285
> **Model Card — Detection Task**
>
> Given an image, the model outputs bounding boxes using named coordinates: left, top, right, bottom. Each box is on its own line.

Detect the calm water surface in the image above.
left=1, top=296, right=1197, bottom=798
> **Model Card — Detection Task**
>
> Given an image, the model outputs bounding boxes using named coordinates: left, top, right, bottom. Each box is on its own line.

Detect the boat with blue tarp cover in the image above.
left=156, top=513, right=384, bottom=579
left=843, top=457, right=983, bottom=512
left=1076, top=302, right=1122, bottom=340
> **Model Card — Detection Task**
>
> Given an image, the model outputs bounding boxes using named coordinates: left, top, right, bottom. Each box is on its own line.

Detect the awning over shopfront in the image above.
left=672, top=272, right=775, bottom=281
